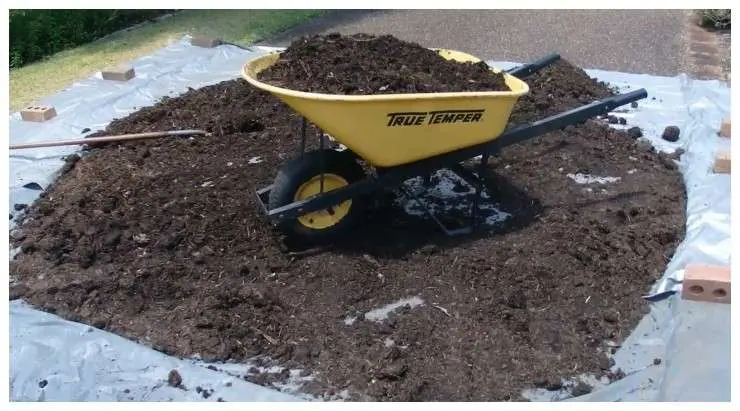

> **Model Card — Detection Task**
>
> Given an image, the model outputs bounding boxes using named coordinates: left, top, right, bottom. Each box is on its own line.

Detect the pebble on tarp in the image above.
left=22, top=182, right=44, bottom=191
left=627, top=126, right=643, bottom=139
left=662, top=125, right=680, bottom=142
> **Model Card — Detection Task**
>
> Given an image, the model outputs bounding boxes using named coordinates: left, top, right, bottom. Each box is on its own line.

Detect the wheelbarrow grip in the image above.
left=606, top=89, right=649, bottom=110
left=506, top=53, right=561, bottom=78
left=497, top=88, right=648, bottom=149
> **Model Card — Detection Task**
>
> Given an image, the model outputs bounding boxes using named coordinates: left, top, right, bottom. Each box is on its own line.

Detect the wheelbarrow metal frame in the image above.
left=256, top=86, right=648, bottom=226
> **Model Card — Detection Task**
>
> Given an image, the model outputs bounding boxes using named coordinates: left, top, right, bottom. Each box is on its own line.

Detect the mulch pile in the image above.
left=257, top=33, right=510, bottom=94
left=9, top=34, right=685, bottom=401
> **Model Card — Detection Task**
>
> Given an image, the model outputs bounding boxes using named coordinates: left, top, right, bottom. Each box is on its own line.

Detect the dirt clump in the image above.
left=662, top=125, right=680, bottom=142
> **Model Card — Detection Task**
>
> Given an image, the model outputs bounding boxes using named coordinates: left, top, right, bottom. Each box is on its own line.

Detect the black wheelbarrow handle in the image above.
left=505, top=53, right=561, bottom=79
left=263, top=87, right=648, bottom=223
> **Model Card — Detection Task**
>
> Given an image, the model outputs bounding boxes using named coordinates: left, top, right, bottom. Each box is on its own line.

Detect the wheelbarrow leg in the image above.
left=319, top=131, right=325, bottom=193
left=423, top=173, right=433, bottom=188
left=399, top=183, right=472, bottom=236
left=299, top=117, right=308, bottom=157
left=449, top=164, right=486, bottom=232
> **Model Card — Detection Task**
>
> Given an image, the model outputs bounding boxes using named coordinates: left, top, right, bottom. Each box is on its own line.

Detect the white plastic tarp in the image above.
left=8, top=37, right=731, bottom=402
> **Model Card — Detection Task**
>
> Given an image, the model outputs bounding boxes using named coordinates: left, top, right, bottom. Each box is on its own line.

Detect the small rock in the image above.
left=103, top=230, right=122, bottom=247
left=618, top=117, right=627, bottom=125
left=10, top=229, right=26, bottom=242
left=603, top=312, right=619, bottom=323
left=627, top=127, right=643, bottom=139
left=546, top=380, right=563, bottom=391
left=39, top=379, right=48, bottom=388
left=9, top=213, right=13, bottom=220
left=192, top=252, right=205, bottom=264
left=299, top=369, right=311, bottom=377
left=607, top=115, right=619, bottom=124
left=20, top=239, right=36, bottom=253
left=78, top=248, right=96, bottom=269
left=662, top=126, right=680, bottom=142
left=377, top=363, right=408, bottom=380
left=293, top=345, right=311, bottom=362
left=9, top=283, right=29, bottom=300
left=630, top=101, right=638, bottom=108
left=248, top=366, right=260, bottom=374
left=123, top=388, right=130, bottom=393
left=23, top=182, right=44, bottom=191
left=60, top=155, right=81, bottom=174
left=362, top=254, right=380, bottom=266
left=419, top=244, right=439, bottom=255
left=607, top=368, right=626, bottom=382
left=668, top=148, right=685, bottom=160
left=217, top=398, right=225, bottom=402
left=571, top=381, right=593, bottom=396
left=225, top=382, right=232, bottom=387
left=660, top=156, right=678, bottom=170
left=636, top=139, right=654, bottom=152
left=157, top=232, right=182, bottom=250
left=653, top=358, right=662, bottom=365
left=167, top=369, right=182, bottom=387
left=133, top=233, right=150, bottom=246
left=13, top=203, right=27, bottom=211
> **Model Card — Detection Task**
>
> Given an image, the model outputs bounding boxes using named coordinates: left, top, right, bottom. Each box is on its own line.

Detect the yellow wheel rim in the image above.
left=293, top=173, right=352, bottom=230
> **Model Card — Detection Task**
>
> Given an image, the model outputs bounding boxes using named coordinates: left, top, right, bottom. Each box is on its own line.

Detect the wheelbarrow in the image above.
left=241, top=49, right=647, bottom=244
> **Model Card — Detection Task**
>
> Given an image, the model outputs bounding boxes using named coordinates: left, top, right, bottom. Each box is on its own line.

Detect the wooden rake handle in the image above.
left=9, top=129, right=210, bottom=150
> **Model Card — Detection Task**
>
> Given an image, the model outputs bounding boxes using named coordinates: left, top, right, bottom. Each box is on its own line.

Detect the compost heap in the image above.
left=10, top=35, right=685, bottom=402
left=257, top=33, right=511, bottom=94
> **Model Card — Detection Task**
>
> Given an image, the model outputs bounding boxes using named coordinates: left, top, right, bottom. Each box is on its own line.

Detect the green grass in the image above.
left=9, top=9, right=325, bottom=112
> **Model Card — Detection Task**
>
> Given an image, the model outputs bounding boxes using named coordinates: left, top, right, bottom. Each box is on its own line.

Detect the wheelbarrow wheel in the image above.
left=268, top=149, right=367, bottom=243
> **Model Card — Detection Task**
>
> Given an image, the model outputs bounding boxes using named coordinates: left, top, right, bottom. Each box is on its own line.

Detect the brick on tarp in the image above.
left=713, top=151, right=731, bottom=174
left=190, top=36, right=222, bottom=48
left=682, top=264, right=730, bottom=304
left=20, top=105, right=57, bottom=122
left=101, top=65, right=135, bottom=81
left=719, top=119, right=731, bottom=138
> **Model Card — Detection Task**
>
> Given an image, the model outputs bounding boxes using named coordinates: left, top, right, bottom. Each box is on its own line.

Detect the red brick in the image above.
left=191, top=36, right=221, bottom=48
left=20, top=105, right=57, bottom=122
left=719, top=120, right=731, bottom=138
left=101, top=65, right=135, bottom=81
left=683, top=264, right=730, bottom=304
left=713, top=151, right=731, bottom=174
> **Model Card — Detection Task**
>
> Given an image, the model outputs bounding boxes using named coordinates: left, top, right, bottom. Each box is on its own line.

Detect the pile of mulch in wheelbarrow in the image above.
left=10, top=40, right=685, bottom=401
left=257, top=33, right=511, bottom=94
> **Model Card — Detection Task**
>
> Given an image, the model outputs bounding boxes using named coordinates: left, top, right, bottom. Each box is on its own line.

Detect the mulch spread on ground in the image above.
left=257, top=33, right=510, bottom=94
left=10, top=35, right=685, bottom=401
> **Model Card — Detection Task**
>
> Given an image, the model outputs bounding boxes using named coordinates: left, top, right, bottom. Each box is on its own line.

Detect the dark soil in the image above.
left=258, top=33, right=510, bottom=94
left=10, top=51, right=685, bottom=401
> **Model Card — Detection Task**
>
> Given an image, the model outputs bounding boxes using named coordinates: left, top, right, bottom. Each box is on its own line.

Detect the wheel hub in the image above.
left=293, top=173, right=352, bottom=229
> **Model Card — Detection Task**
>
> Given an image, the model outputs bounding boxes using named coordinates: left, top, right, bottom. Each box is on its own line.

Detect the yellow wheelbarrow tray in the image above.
left=241, top=49, right=648, bottom=244
left=243, top=48, right=530, bottom=168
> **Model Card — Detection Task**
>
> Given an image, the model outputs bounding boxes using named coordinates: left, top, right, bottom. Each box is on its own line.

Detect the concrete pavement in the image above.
left=264, top=10, right=693, bottom=77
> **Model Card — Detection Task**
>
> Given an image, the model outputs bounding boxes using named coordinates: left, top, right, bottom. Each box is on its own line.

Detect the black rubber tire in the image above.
left=268, top=149, right=367, bottom=244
